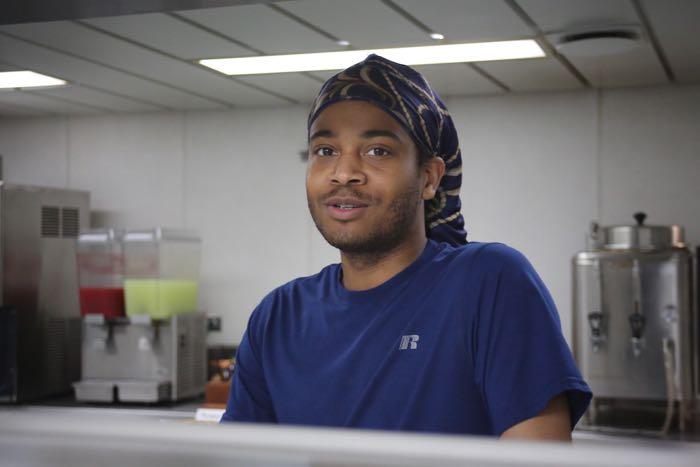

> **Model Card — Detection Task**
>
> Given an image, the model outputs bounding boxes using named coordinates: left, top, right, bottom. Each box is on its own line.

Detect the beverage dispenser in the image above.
left=76, top=229, right=125, bottom=318
left=573, top=213, right=697, bottom=435
left=74, top=228, right=205, bottom=403
left=123, top=228, right=201, bottom=319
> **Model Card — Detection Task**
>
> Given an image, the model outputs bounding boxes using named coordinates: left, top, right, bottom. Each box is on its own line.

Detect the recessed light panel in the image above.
left=200, top=40, right=545, bottom=76
left=0, top=71, right=67, bottom=89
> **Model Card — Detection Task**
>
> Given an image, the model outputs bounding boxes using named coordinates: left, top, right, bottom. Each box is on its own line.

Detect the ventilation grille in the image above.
left=61, top=208, right=80, bottom=238
left=176, top=317, right=207, bottom=400
left=45, top=318, right=66, bottom=392
left=41, top=206, right=80, bottom=238
left=41, top=206, right=60, bottom=237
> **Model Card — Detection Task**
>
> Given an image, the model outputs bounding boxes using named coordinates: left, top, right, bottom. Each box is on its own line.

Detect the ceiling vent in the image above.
left=549, top=25, right=643, bottom=57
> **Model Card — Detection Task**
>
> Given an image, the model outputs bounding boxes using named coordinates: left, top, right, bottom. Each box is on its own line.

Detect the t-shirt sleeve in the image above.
left=472, top=244, right=592, bottom=436
left=220, top=304, right=277, bottom=424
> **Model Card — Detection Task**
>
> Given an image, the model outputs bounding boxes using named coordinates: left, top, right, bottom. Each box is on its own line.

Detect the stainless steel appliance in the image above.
left=573, top=213, right=697, bottom=435
left=73, top=313, right=206, bottom=403
left=0, top=165, right=89, bottom=401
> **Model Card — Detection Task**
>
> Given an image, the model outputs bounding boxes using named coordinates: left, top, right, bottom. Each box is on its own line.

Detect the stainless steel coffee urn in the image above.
left=573, top=213, right=697, bottom=435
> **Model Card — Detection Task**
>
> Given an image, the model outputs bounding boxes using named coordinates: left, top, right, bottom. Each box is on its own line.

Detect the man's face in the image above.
left=306, top=100, right=428, bottom=254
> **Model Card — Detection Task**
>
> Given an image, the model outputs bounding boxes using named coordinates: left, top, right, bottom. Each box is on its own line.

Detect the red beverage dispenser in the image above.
left=76, top=229, right=125, bottom=318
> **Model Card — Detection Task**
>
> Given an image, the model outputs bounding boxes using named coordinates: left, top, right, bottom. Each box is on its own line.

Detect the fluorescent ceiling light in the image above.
left=0, top=71, right=66, bottom=89
left=429, top=33, right=445, bottom=40
left=199, top=39, right=545, bottom=76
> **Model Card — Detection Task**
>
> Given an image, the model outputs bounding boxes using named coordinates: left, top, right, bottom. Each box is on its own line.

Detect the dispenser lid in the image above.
left=77, top=228, right=124, bottom=243
left=599, top=212, right=685, bottom=250
left=124, top=227, right=200, bottom=243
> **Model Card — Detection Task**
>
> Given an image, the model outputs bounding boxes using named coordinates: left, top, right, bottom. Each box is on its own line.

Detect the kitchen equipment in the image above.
left=76, top=229, right=126, bottom=318
left=73, top=312, right=206, bottom=403
left=573, top=213, right=697, bottom=435
left=74, top=227, right=205, bottom=403
left=0, top=170, right=89, bottom=401
left=123, top=228, right=201, bottom=319
left=0, top=306, right=17, bottom=401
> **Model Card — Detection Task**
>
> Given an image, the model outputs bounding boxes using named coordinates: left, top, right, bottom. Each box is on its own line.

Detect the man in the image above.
left=221, top=55, right=591, bottom=440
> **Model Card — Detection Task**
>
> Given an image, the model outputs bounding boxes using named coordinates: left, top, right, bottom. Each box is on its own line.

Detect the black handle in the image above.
left=629, top=312, right=646, bottom=339
left=634, top=212, right=647, bottom=226
left=588, top=312, right=603, bottom=338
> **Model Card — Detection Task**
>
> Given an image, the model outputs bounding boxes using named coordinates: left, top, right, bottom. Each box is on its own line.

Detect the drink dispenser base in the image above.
left=73, top=313, right=206, bottom=403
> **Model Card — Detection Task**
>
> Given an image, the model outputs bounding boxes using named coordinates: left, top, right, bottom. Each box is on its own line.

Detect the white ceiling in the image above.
left=0, top=0, right=698, bottom=117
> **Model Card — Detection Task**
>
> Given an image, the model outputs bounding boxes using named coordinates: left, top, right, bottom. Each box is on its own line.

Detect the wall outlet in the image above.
left=207, top=316, right=222, bottom=332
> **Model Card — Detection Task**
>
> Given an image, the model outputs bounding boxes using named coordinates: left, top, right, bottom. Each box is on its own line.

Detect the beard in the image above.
left=308, top=185, right=423, bottom=255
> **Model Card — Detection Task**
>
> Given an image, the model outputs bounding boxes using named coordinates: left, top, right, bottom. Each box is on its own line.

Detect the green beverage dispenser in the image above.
left=123, top=228, right=201, bottom=319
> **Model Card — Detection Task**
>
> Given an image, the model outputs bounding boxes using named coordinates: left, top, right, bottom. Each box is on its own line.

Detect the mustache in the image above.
left=320, top=188, right=374, bottom=204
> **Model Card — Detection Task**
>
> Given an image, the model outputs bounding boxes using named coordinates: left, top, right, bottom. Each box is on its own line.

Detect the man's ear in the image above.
left=422, top=156, right=446, bottom=200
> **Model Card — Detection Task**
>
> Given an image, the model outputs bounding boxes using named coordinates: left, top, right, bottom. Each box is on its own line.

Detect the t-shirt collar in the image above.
left=332, top=239, right=440, bottom=304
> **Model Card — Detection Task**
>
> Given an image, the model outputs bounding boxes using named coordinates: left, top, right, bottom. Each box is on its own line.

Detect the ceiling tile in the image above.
left=565, top=46, right=668, bottom=88
left=236, top=73, right=323, bottom=104
left=84, top=13, right=255, bottom=61
left=0, top=90, right=101, bottom=115
left=308, top=70, right=338, bottom=82
left=517, top=0, right=668, bottom=87
left=0, top=31, right=224, bottom=110
left=0, top=63, right=21, bottom=71
left=28, top=84, right=162, bottom=113
left=394, top=0, right=532, bottom=42
left=641, top=0, right=700, bottom=83
left=517, top=0, right=638, bottom=32
left=280, top=0, right=430, bottom=49
left=479, top=57, right=582, bottom=92
left=178, top=4, right=340, bottom=54
left=306, top=63, right=505, bottom=101
left=0, top=21, right=288, bottom=107
left=413, top=63, right=504, bottom=98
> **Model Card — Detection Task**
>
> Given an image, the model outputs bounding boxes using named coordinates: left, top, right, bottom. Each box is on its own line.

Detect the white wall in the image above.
left=1, top=84, right=698, bottom=345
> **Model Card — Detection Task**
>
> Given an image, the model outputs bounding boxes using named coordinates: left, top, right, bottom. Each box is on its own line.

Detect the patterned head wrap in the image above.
left=307, top=54, right=467, bottom=246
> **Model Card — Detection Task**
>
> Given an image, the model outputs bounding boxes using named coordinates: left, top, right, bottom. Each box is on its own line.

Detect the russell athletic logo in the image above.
left=399, top=334, right=420, bottom=350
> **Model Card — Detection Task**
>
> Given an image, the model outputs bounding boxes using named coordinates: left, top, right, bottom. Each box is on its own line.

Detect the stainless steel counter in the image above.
left=2, top=405, right=700, bottom=467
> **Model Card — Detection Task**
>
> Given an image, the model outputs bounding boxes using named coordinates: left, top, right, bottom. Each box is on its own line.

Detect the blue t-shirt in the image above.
left=221, top=240, right=592, bottom=436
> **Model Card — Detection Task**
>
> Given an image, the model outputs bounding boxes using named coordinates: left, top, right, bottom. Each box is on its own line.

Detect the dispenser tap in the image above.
left=629, top=302, right=646, bottom=357
left=587, top=311, right=605, bottom=352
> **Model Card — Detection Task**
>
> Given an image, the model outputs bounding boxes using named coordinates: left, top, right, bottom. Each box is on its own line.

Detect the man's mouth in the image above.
left=324, top=197, right=369, bottom=220
left=332, top=204, right=362, bottom=210
left=324, top=196, right=369, bottom=209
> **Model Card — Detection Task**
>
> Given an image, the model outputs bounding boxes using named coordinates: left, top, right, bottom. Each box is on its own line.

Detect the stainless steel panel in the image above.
left=82, top=318, right=175, bottom=382
left=80, top=313, right=206, bottom=402
left=601, top=225, right=685, bottom=250
left=574, top=250, right=694, bottom=403
left=0, top=156, right=4, bottom=306
left=0, top=306, right=17, bottom=402
left=2, top=183, right=89, bottom=401
left=173, top=312, right=207, bottom=400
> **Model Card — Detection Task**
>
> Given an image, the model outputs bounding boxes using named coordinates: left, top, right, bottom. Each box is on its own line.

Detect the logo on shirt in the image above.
left=399, top=334, right=420, bottom=350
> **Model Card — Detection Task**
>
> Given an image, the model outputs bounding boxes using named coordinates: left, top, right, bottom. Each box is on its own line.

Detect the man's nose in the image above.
left=331, top=152, right=366, bottom=185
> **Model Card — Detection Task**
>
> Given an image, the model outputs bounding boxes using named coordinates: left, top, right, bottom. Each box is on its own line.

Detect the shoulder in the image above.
left=248, top=264, right=337, bottom=326
left=436, top=241, right=533, bottom=277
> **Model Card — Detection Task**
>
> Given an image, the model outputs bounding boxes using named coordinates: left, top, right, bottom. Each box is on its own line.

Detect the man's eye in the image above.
left=367, top=147, right=390, bottom=157
left=313, top=147, right=335, bottom=156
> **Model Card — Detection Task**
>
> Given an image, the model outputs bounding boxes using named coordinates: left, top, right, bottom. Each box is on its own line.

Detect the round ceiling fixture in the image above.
left=555, top=28, right=641, bottom=57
